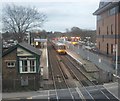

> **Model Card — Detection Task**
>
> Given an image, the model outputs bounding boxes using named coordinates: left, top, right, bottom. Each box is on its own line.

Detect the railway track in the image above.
left=48, top=42, right=96, bottom=90
left=59, top=55, right=95, bottom=87
left=42, top=42, right=119, bottom=101
left=48, top=43, right=68, bottom=89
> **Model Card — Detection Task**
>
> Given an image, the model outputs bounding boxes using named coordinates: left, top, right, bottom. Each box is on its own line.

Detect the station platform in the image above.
left=40, top=44, right=48, bottom=80
left=103, top=82, right=119, bottom=99
left=66, top=49, right=99, bottom=83
left=66, top=49, right=99, bottom=73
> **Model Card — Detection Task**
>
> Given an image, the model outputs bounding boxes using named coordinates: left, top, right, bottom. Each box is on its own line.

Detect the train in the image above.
left=66, top=37, right=80, bottom=45
left=52, top=40, right=67, bottom=54
left=70, top=37, right=80, bottom=45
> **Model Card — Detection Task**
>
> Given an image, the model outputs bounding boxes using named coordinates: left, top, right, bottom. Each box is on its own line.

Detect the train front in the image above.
left=57, top=44, right=66, bottom=54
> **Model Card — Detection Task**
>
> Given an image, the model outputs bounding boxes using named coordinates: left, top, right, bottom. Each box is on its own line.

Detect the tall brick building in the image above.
left=93, top=1, right=120, bottom=63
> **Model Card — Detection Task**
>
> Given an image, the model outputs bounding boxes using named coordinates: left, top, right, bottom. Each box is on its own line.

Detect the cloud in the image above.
left=1, top=1, right=100, bottom=32
left=37, top=2, right=98, bottom=31
left=1, top=0, right=100, bottom=3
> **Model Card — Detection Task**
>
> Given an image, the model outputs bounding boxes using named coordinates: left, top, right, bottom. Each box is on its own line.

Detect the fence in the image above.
left=69, top=44, right=115, bottom=73
left=2, top=76, right=40, bottom=92
left=68, top=44, right=118, bottom=83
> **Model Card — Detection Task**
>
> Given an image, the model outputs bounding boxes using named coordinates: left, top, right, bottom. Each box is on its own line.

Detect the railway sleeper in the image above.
left=81, top=80, right=89, bottom=86
left=62, top=61, right=79, bottom=81
left=59, top=66, right=68, bottom=79
left=56, top=60, right=69, bottom=79
left=91, top=79, right=98, bottom=85
left=64, top=73, right=68, bottom=79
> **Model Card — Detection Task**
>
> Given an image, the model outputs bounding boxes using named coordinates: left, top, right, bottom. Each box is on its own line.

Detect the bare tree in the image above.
left=2, top=4, right=47, bottom=42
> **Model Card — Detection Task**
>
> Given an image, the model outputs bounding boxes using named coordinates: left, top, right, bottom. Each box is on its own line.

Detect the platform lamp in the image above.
left=86, top=37, right=91, bottom=60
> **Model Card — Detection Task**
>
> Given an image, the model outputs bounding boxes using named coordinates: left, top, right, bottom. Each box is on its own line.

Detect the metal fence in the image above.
left=2, top=76, right=40, bottom=92
left=67, top=44, right=120, bottom=82
left=69, top=44, right=115, bottom=73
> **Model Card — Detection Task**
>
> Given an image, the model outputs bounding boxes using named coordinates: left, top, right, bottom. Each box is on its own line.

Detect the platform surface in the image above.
left=40, top=43, right=48, bottom=80
left=66, top=49, right=99, bottom=73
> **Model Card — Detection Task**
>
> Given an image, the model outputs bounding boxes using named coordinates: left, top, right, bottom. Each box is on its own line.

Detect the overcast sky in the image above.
left=1, top=0, right=100, bottom=32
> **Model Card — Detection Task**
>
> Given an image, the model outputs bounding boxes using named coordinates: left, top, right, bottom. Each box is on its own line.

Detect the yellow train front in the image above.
left=71, top=41, right=78, bottom=45
left=56, top=43, right=67, bottom=54
left=71, top=37, right=80, bottom=45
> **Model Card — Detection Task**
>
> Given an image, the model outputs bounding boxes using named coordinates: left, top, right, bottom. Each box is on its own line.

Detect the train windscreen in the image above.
left=58, top=45, right=66, bottom=49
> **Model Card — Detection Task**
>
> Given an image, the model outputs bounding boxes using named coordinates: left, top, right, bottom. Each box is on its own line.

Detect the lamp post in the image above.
left=86, top=37, right=91, bottom=60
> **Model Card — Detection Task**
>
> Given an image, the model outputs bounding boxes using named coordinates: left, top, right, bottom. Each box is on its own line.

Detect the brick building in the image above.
left=93, top=1, right=120, bottom=63
left=2, top=42, right=42, bottom=91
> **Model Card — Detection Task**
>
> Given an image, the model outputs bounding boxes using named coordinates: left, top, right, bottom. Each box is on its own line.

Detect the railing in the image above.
left=69, top=44, right=115, bottom=73
left=2, top=76, right=40, bottom=92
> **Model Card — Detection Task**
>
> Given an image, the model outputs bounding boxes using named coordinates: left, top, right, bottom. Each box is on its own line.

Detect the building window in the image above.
left=19, top=58, right=36, bottom=73
left=108, top=7, right=116, bottom=16
left=111, top=24, right=113, bottom=34
left=99, top=27, right=100, bottom=35
left=102, top=35, right=104, bottom=42
left=21, top=60, right=28, bottom=72
left=111, top=44, right=113, bottom=54
left=30, top=60, right=36, bottom=72
left=107, top=43, right=109, bottom=55
left=107, top=26, right=109, bottom=35
left=7, top=61, right=15, bottom=68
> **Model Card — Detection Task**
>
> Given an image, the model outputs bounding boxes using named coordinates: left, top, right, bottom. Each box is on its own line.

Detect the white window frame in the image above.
left=6, top=61, right=15, bottom=68
left=30, top=60, right=36, bottom=72
left=19, top=58, right=36, bottom=73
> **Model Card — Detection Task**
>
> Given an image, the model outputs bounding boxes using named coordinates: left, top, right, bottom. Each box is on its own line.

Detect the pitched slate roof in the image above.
left=18, top=42, right=42, bottom=56
left=3, top=42, right=42, bottom=56
left=93, top=1, right=119, bottom=15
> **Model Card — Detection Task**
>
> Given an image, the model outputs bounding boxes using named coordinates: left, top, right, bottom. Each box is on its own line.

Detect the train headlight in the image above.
left=58, top=50, right=61, bottom=52
left=72, top=42, right=77, bottom=45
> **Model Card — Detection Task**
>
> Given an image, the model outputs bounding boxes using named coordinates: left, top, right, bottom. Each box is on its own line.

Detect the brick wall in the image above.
left=2, top=49, right=17, bottom=79
left=96, top=11, right=120, bottom=58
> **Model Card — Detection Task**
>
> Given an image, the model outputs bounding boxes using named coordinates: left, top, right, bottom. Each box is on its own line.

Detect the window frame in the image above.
left=108, top=6, right=118, bottom=16
left=111, top=44, right=113, bottom=54
left=6, top=61, right=16, bottom=68
left=107, top=26, right=109, bottom=35
left=19, top=58, right=36, bottom=73
left=111, top=24, right=113, bottom=34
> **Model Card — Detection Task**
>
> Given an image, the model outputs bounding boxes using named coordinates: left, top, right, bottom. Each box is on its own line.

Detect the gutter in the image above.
left=93, top=2, right=118, bottom=15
